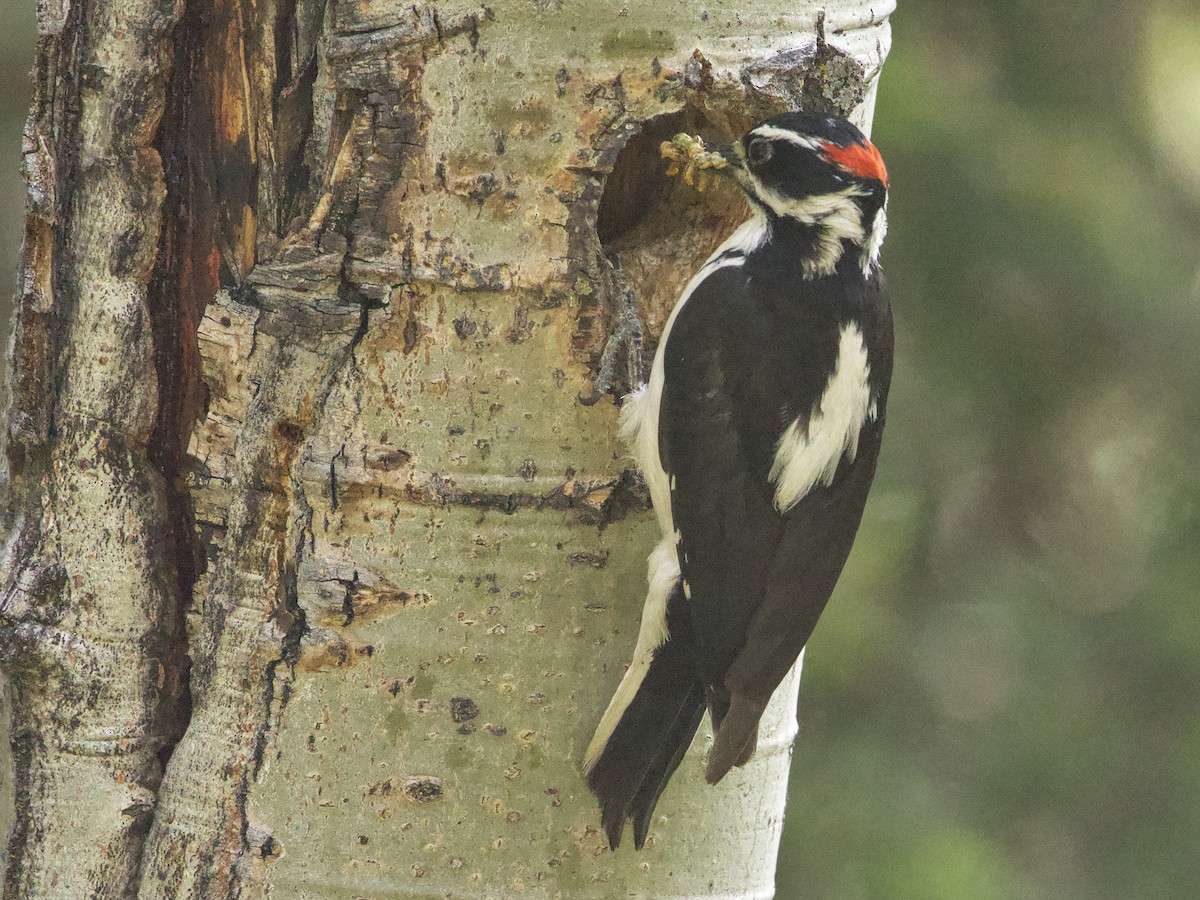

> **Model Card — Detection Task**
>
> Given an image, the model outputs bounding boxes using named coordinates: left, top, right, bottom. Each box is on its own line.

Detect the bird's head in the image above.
left=714, top=112, right=889, bottom=276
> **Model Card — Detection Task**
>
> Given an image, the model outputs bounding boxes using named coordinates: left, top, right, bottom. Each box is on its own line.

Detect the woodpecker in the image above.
left=583, top=112, right=894, bottom=850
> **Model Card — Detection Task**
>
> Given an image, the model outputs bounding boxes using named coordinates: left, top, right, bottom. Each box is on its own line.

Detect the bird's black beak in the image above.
left=709, top=140, right=743, bottom=172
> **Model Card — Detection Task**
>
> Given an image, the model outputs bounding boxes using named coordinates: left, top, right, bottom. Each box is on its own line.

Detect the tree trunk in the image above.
left=0, top=1, right=891, bottom=897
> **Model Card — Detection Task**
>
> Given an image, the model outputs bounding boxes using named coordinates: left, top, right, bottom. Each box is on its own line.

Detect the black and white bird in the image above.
left=584, top=112, right=894, bottom=850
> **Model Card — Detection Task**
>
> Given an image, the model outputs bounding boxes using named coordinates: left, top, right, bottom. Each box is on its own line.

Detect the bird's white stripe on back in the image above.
left=769, top=323, right=874, bottom=512
left=587, top=212, right=770, bottom=769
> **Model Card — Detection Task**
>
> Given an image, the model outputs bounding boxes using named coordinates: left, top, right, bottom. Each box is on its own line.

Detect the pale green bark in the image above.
left=1, top=0, right=891, bottom=896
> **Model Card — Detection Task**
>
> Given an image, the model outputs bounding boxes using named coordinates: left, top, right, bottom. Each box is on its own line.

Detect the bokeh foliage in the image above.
left=1, top=1, right=1198, bottom=896
left=0, top=2, right=33, bottom=300
left=779, top=3, right=1200, bottom=898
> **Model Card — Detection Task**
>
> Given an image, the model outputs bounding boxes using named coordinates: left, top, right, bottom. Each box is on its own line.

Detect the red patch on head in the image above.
left=821, top=140, right=888, bottom=185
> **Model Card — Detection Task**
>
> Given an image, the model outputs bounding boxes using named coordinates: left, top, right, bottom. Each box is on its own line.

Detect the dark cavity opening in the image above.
left=596, top=107, right=750, bottom=355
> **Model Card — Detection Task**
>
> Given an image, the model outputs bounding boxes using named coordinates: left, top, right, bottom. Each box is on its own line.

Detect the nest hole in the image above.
left=596, top=108, right=750, bottom=351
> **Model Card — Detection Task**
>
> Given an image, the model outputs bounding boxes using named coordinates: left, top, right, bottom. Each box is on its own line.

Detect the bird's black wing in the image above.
left=660, top=265, right=892, bottom=780
left=722, top=418, right=884, bottom=696
left=721, top=271, right=894, bottom=705
left=660, top=265, right=836, bottom=682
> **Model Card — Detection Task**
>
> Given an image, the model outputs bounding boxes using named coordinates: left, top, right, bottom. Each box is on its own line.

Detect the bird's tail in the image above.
left=704, top=688, right=767, bottom=784
left=584, top=585, right=706, bottom=850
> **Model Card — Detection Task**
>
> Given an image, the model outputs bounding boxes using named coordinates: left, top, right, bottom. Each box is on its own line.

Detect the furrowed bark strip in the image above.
left=132, top=10, right=455, bottom=890
left=0, top=0, right=187, bottom=896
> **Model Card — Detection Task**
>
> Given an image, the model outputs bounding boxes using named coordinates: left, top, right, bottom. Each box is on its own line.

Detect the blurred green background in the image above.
left=781, top=3, right=1200, bottom=899
left=0, top=2, right=31, bottom=314
left=2, top=1, right=1199, bottom=897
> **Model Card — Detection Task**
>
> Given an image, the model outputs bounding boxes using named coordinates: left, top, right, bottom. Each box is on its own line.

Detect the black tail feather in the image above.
left=586, top=589, right=704, bottom=850
left=629, top=683, right=706, bottom=848
left=705, top=692, right=768, bottom=784
left=705, top=683, right=731, bottom=733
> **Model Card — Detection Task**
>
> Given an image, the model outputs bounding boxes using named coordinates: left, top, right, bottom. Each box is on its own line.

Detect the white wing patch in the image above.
left=769, top=323, right=874, bottom=512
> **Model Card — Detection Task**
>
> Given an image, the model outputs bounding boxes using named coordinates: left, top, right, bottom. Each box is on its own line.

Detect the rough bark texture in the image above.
left=0, top=0, right=189, bottom=896
left=1, top=1, right=891, bottom=896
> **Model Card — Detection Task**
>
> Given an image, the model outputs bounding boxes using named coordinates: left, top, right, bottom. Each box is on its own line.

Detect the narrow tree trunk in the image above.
left=1, top=1, right=891, bottom=897
left=0, top=0, right=187, bottom=895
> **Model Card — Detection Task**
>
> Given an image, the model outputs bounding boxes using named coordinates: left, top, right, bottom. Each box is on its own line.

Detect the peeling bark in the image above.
left=1, top=0, right=892, bottom=896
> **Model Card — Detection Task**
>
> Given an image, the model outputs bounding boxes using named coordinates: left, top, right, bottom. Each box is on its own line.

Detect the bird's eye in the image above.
left=747, top=138, right=773, bottom=165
